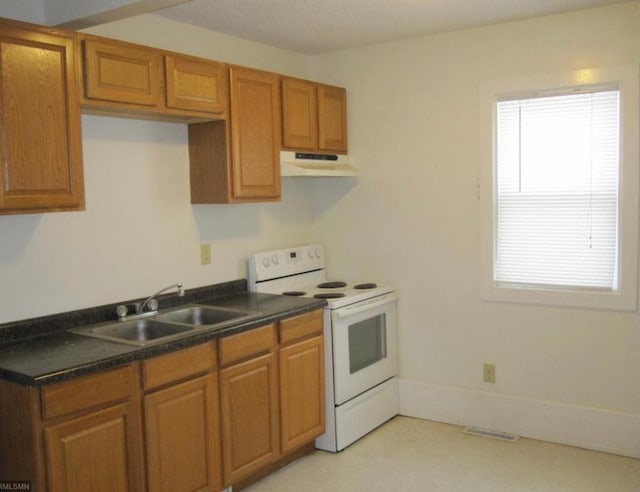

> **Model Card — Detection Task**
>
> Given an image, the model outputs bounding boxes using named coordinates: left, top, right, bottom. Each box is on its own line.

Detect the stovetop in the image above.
left=259, top=279, right=394, bottom=309
left=247, top=244, right=394, bottom=309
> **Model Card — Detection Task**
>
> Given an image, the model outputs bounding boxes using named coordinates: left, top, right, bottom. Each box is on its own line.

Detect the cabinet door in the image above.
left=82, top=38, right=162, bottom=107
left=0, top=22, right=84, bottom=213
left=279, top=335, right=325, bottom=453
left=229, top=67, right=281, bottom=200
left=145, top=375, right=222, bottom=492
left=318, top=85, right=348, bottom=152
left=165, top=55, right=228, bottom=114
left=44, top=402, right=143, bottom=492
left=281, top=78, right=317, bottom=150
left=220, top=352, right=279, bottom=485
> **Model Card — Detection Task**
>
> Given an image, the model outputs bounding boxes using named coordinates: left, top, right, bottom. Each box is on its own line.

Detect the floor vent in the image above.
left=463, top=427, right=519, bottom=442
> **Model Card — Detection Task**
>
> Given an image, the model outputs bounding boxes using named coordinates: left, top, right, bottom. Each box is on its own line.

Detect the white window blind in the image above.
left=495, top=89, right=620, bottom=291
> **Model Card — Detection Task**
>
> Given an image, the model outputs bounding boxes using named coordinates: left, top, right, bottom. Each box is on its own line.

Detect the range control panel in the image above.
left=248, top=244, right=325, bottom=283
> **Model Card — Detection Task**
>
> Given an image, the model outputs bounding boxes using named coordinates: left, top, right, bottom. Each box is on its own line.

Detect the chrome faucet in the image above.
left=116, top=282, right=185, bottom=321
left=137, top=282, right=185, bottom=314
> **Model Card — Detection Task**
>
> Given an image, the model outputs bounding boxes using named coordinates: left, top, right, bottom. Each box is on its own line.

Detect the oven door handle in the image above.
left=333, top=292, right=398, bottom=319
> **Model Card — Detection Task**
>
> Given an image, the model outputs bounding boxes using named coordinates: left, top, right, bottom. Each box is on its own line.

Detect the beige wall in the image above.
left=308, top=1, right=640, bottom=424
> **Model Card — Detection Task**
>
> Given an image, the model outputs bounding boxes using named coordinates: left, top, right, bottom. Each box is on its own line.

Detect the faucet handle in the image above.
left=116, top=304, right=128, bottom=320
left=147, top=299, right=159, bottom=312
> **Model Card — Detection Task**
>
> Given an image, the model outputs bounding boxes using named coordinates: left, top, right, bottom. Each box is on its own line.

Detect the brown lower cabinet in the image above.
left=45, top=401, right=142, bottom=492
left=0, top=364, right=145, bottom=492
left=0, top=309, right=324, bottom=491
left=219, top=324, right=280, bottom=486
left=142, top=342, right=221, bottom=492
left=279, top=335, right=325, bottom=453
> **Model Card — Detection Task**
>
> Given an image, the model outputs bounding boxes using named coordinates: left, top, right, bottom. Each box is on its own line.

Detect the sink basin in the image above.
left=155, top=304, right=249, bottom=326
left=68, top=318, right=194, bottom=346
left=68, top=304, right=259, bottom=346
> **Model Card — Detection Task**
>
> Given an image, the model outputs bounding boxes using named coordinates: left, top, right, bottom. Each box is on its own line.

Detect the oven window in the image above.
left=348, top=313, right=387, bottom=374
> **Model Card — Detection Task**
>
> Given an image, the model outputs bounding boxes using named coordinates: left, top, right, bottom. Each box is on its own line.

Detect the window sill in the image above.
left=480, top=281, right=636, bottom=311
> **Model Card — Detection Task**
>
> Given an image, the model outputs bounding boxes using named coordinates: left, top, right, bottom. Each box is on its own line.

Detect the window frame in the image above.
left=479, top=66, right=638, bottom=311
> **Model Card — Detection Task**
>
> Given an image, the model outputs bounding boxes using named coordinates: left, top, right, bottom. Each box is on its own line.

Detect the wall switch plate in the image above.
left=200, top=243, right=211, bottom=265
left=483, top=363, right=496, bottom=384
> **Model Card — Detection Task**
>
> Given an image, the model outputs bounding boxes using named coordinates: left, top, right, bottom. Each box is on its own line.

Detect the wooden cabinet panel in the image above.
left=220, top=352, right=279, bottom=485
left=0, top=380, right=45, bottom=489
left=219, top=323, right=275, bottom=366
left=281, top=78, right=317, bottom=150
left=188, top=67, right=281, bottom=203
left=229, top=67, right=281, bottom=200
left=80, top=35, right=231, bottom=121
left=0, top=20, right=84, bottom=213
left=142, top=342, right=216, bottom=391
left=44, top=401, right=143, bottom=492
left=165, top=55, right=228, bottom=114
left=318, top=85, right=348, bottom=152
left=279, top=310, right=323, bottom=345
left=280, top=336, right=325, bottom=453
left=82, top=38, right=162, bottom=107
left=281, top=76, right=348, bottom=154
left=42, top=365, right=136, bottom=420
left=145, top=375, right=222, bottom=492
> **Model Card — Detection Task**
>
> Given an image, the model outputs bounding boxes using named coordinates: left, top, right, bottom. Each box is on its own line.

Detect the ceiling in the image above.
left=153, top=0, right=628, bottom=55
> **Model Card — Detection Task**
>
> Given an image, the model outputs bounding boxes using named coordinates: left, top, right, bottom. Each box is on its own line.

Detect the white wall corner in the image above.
left=398, top=379, right=640, bottom=459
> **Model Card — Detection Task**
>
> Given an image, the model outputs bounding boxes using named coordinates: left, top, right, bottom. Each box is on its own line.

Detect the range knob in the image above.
left=262, top=257, right=271, bottom=268
left=271, top=254, right=279, bottom=265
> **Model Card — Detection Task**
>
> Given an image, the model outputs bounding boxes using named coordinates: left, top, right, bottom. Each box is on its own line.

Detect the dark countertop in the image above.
left=0, top=281, right=326, bottom=387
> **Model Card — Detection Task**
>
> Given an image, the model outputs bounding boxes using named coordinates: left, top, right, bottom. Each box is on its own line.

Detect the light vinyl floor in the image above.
left=245, top=417, right=640, bottom=491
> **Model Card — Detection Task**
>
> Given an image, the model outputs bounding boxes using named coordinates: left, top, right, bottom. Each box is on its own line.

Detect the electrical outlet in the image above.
left=483, top=363, right=496, bottom=384
left=200, top=243, right=211, bottom=265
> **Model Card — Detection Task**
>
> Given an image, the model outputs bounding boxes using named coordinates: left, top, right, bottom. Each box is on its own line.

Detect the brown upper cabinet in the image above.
left=0, top=18, right=84, bottom=214
left=281, top=77, right=347, bottom=153
left=189, top=66, right=281, bottom=203
left=79, top=34, right=228, bottom=121
left=0, top=16, right=353, bottom=213
left=165, top=54, right=228, bottom=114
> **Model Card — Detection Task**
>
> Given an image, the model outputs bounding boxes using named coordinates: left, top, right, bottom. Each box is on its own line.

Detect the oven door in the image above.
left=331, top=292, right=398, bottom=405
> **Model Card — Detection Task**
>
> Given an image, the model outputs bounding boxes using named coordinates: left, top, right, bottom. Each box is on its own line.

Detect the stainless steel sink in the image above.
left=68, top=318, right=194, bottom=346
left=155, top=304, right=249, bottom=326
left=68, top=304, right=258, bottom=346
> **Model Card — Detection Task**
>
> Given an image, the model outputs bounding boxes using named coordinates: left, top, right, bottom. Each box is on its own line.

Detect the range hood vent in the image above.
left=280, top=151, right=358, bottom=177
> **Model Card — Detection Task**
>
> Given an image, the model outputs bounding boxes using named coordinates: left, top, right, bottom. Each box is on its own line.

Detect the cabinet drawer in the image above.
left=41, top=365, right=136, bottom=420
left=279, top=310, right=323, bottom=345
left=142, top=342, right=217, bottom=391
left=219, top=324, right=275, bottom=366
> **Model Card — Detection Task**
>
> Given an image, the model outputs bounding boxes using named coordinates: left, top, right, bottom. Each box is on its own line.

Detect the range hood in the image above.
left=280, top=151, right=358, bottom=177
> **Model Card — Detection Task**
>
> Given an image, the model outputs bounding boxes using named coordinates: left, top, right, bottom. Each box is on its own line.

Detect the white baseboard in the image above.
left=398, top=379, right=640, bottom=458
